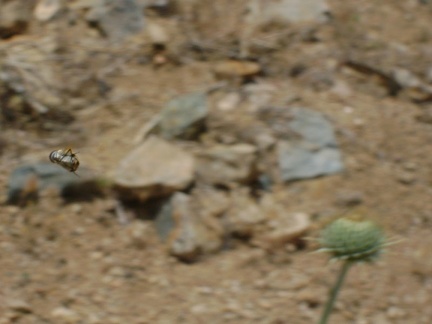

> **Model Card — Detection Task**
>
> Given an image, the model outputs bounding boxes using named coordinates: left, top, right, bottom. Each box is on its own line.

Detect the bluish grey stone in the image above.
left=288, top=107, right=337, bottom=147
left=278, top=142, right=343, bottom=181
left=86, top=0, right=145, bottom=42
left=157, top=92, right=208, bottom=140
left=154, top=198, right=174, bottom=242
left=277, top=107, right=344, bottom=181
left=7, top=163, right=103, bottom=204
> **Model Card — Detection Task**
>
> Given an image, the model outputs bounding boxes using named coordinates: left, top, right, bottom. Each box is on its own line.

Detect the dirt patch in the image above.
left=1, top=0, right=432, bottom=323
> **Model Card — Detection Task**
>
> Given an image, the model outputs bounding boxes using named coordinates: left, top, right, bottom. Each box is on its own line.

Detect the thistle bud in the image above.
left=319, top=215, right=386, bottom=262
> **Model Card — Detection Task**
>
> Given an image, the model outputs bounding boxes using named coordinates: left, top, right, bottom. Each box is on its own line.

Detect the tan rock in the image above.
left=115, top=136, right=195, bottom=201
left=213, top=60, right=261, bottom=79
left=225, top=188, right=266, bottom=238
left=195, top=144, right=258, bottom=186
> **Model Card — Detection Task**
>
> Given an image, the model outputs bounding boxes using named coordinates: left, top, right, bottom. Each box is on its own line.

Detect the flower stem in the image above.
left=318, top=260, right=353, bottom=324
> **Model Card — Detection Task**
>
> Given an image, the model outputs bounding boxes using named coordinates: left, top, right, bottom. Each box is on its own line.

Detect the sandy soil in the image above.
left=1, top=0, right=432, bottom=323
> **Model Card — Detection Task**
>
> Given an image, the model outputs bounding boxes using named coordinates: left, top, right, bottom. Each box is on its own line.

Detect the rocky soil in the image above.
left=1, top=0, right=432, bottom=323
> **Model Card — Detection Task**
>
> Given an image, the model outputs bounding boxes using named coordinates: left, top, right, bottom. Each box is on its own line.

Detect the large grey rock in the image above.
left=277, top=107, right=344, bottom=181
left=114, top=136, right=195, bottom=201
left=7, top=163, right=102, bottom=205
left=195, top=143, right=258, bottom=186
left=86, top=0, right=145, bottom=42
left=157, top=92, right=208, bottom=140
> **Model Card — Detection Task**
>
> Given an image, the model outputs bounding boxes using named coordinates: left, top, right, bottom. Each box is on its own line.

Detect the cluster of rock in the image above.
left=3, top=0, right=348, bottom=261
left=113, top=89, right=344, bottom=261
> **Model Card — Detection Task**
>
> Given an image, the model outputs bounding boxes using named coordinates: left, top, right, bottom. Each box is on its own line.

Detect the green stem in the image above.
left=318, top=261, right=353, bottom=324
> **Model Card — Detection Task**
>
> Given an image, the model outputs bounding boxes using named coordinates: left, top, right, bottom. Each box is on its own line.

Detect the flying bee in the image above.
left=49, top=148, right=80, bottom=176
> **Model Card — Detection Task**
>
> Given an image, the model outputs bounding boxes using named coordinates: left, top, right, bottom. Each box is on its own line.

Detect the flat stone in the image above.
left=213, top=60, right=261, bottom=79
left=115, top=136, right=195, bottom=201
left=278, top=142, right=343, bottom=181
left=7, top=163, right=102, bottom=205
left=255, top=209, right=311, bottom=250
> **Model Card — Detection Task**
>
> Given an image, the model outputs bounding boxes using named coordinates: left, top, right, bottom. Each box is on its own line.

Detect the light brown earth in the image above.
left=1, top=1, right=432, bottom=323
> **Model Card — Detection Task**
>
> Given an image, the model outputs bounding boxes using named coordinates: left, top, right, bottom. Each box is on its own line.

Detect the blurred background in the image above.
left=1, top=0, right=432, bottom=323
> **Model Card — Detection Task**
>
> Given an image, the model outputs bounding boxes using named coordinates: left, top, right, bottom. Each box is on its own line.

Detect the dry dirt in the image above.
left=1, top=0, right=432, bottom=323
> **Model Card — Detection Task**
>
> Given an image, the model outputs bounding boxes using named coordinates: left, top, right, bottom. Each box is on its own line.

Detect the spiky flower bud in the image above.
left=319, top=215, right=386, bottom=262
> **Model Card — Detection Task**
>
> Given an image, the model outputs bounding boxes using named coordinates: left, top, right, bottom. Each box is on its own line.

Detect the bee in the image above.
left=49, top=148, right=80, bottom=176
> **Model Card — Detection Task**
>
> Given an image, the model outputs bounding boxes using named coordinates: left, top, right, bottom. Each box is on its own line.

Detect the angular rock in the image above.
left=254, top=208, right=311, bottom=250
left=7, top=163, right=103, bottom=205
left=86, top=0, right=145, bottom=42
left=195, top=144, right=258, bottom=186
left=115, top=136, right=195, bottom=201
left=288, top=106, right=338, bottom=147
left=278, top=142, right=343, bottom=181
left=157, top=92, right=208, bottom=140
left=166, top=192, right=224, bottom=262
left=277, top=107, right=344, bottom=181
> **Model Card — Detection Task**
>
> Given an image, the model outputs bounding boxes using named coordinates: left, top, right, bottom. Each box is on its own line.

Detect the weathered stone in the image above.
left=156, top=92, right=208, bottom=140
left=255, top=207, right=311, bottom=250
left=7, top=163, right=102, bottom=205
left=278, top=142, right=343, bottom=181
left=115, top=136, right=195, bottom=201
left=195, top=144, right=258, bottom=186
left=276, top=107, right=344, bottom=181
left=86, top=0, right=145, bottom=42
left=167, top=192, right=223, bottom=262
left=287, top=106, right=338, bottom=147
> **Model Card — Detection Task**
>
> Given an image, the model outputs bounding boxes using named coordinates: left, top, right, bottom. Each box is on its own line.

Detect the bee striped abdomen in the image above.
left=49, top=148, right=80, bottom=174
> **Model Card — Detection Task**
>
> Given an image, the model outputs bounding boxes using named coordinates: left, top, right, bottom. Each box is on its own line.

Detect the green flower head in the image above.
left=318, top=215, right=386, bottom=262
